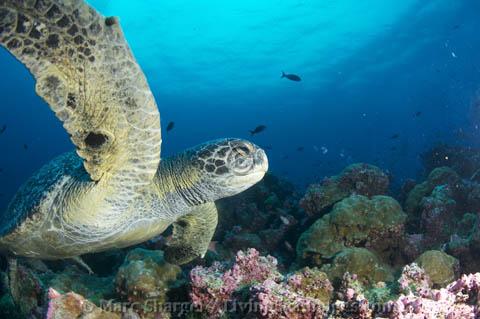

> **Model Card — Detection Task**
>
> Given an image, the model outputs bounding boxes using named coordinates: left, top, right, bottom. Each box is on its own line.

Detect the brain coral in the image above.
left=297, top=194, right=406, bottom=265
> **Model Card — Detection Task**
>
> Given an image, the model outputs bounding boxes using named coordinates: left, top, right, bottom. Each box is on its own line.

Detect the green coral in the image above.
left=321, top=248, right=394, bottom=285
left=414, top=250, right=459, bottom=288
left=299, top=163, right=390, bottom=216
left=297, top=195, right=406, bottom=264
left=404, top=167, right=460, bottom=217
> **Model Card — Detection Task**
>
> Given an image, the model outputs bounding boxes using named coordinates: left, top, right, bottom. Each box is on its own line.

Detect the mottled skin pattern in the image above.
left=0, top=0, right=268, bottom=266
left=0, top=139, right=267, bottom=263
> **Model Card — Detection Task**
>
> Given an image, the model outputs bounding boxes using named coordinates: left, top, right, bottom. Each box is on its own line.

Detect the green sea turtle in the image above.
left=0, top=0, right=268, bottom=292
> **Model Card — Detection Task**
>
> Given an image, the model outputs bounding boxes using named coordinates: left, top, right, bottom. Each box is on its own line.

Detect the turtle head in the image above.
left=192, top=138, right=268, bottom=200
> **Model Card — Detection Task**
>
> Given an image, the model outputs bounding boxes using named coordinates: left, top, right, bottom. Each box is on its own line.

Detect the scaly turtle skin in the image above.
left=0, top=0, right=268, bottom=267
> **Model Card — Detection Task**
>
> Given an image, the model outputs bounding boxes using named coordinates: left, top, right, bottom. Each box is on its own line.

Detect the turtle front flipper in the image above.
left=0, top=0, right=161, bottom=199
left=164, top=202, right=218, bottom=265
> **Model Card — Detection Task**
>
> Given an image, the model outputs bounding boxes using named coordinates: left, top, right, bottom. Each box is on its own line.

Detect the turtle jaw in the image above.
left=228, top=147, right=268, bottom=188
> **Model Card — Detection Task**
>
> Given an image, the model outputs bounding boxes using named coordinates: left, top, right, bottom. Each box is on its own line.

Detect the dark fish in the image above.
left=0, top=168, right=3, bottom=173
left=389, top=134, right=400, bottom=139
left=263, top=145, right=273, bottom=150
left=475, top=101, right=480, bottom=107
left=166, top=121, right=174, bottom=132
left=390, top=147, right=397, bottom=151
left=296, top=146, right=304, bottom=151
left=414, top=111, right=422, bottom=117
left=249, top=125, right=266, bottom=136
left=24, top=144, right=28, bottom=150
left=280, top=154, right=288, bottom=159
left=0, top=193, right=3, bottom=197
left=0, top=124, right=6, bottom=134
left=281, top=71, right=301, bottom=82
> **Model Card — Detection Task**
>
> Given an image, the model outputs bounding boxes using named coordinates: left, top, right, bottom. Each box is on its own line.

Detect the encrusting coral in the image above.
left=296, top=194, right=406, bottom=268
left=299, top=163, right=391, bottom=216
left=190, top=248, right=333, bottom=319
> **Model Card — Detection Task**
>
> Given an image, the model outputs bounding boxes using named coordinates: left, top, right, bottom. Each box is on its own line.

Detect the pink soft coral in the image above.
left=190, top=248, right=281, bottom=318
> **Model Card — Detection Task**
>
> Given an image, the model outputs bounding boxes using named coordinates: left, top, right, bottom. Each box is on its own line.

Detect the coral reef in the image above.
left=46, top=288, right=120, bottom=319
left=190, top=248, right=282, bottom=318
left=3, top=262, right=45, bottom=318
left=190, top=248, right=333, bottom=319
left=115, top=249, right=182, bottom=318
left=252, top=268, right=332, bottom=319
left=419, top=186, right=457, bottom=249
left=385, top=271, right=480, bottom=318
left=321, top=248, right=394, bottom=285
left=4, top=157, right=480, bottom=319
left=299, top=163, right=391, bottom=216
left=404, top=167, right=461, bottom=226
left=414, top=251, right=459, bottom=288
left=421, top=143, right=480, bottom=179
left=296, top=194, right=406, bottom=266
left=43, top=266, right=115, bottom=305
left=397, top=263, right=431, bottom=295
left=215, top=172, right=300, bottom=263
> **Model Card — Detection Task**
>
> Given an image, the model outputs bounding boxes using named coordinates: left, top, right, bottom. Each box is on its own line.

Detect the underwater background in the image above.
left=1, top=0, right=480, bottom=212
left=2, top=0, right=480, bottom=318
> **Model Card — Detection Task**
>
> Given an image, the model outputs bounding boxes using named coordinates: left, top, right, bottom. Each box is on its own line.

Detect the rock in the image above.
left=405, top=167, right=461, bottom=218
left=46, top=289, right=120, bottom=319
left=321, top=248, right=395, bottom=285
left=115, top=249, right=182, bottom=318
left=415, top=250, right=459, bottom=288
left=419, top=185, right=456, bottom=249
left=299, top=163, right=391, bottom=216
left=297, top=195, right=406, bottom=265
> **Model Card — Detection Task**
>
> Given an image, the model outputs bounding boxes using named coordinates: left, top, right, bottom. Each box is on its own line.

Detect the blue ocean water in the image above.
left=0, top=0, right=479, bottom=213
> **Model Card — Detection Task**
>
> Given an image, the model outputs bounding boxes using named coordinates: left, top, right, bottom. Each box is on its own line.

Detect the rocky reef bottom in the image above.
left=2, top=144, right=480, bottom=319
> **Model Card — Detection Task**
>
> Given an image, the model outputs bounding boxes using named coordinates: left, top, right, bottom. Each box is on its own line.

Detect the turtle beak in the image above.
left=255, top=148, right=268, bottom=173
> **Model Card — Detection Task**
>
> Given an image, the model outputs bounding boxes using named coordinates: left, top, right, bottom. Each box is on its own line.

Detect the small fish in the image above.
left=475, top=101, right=480, bottom=107
left=414, top=111, right=422, bottom=117
left=24, top=144, right=28, bottom=150
left=0, top=168, right=3, bottom=173
left=284, top=241, right=294, bottom=252
left=0, top=124, right=6, bottom=134
left=166, top=121, right=174, bottom=132
left=313, top=145, right=319, bottom=152
left=321, top=146, right=328, bottom=154
left=390, top=147, right=397, bottom=151
left=0, top=193, right=3, bottom=197
left=263, top=145, right=273, bottom=150
left=249, top=125, right=266, bottom=136
left=281, top=71, right=301, bottom=82
left=389, top=134, right=400, bottom=139
left=451, top=52, right=457, bottom=58
left=281, top=154, right=289, bottom=160
left=296, top=146, right=304, bottom=151
left=279, top=215, right=290, bottom=226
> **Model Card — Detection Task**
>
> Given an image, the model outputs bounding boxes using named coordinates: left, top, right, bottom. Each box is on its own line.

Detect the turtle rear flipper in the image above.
left=6, top=257, right=19, bottom=305
left=71, top=256, right=94, bottom=275
left=164, top=202, right=218, bottom=265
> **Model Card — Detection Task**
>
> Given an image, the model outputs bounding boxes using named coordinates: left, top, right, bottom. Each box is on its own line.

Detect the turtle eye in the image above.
left=228, top=143, right=254, bottom=175
left=234, top=145, right=250, bottom=157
